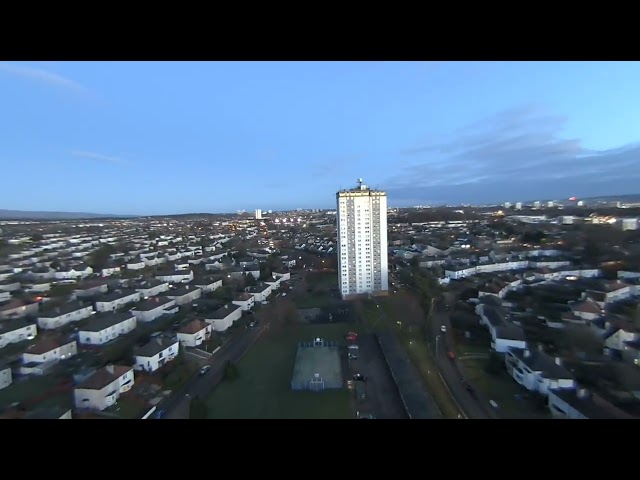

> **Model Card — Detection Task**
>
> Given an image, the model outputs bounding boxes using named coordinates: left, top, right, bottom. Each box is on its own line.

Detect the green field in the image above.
left=205, top=323, right=355, bottom=419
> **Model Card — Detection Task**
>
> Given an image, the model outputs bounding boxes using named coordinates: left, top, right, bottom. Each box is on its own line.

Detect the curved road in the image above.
left=161, top=322, right=269, bottom=419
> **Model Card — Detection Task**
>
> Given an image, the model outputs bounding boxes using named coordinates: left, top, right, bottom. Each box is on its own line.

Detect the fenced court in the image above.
left=291, top=338, right=343, bottom=391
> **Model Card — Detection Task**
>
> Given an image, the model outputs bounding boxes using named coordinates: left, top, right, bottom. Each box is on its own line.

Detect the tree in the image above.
left=189, top=396, right=208, bottom=419
left=31, top=233, right=44, bottom=242
left=244, top=272, right=257, bottom=287
left=88, top=244, right=117, bottom=271
left=223, top=361, right=239, bottom=381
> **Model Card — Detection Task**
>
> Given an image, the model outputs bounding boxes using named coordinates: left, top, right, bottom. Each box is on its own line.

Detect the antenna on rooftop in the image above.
left=357, top=178, right=363, bottom=188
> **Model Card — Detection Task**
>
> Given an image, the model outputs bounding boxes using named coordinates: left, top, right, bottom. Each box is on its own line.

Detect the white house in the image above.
left=547, top=387, right=634, bottom=419
left=491, top=325, right=527, bottom=353
left=0, top=364, right=12, bottom=390
left=37, top=302, right=94, bottom=330
left=134, top=338, right=180, bottom=372
left=165, top=285, right=202, bottom=305
left=74, top=365, right=135, bottom=411
left=263, top=276, right=282, bottom=290
left=100, top=266, right=121, bottom=277
left=131, top=297, right=178, bottom=323
left=95, top=289, right=142, bottom=312
left=134, top=280, right=170, bottom=298
left=0, top=280, right=21, bottom=292
left=75, top=281, right=109, bottom=298
left=505, top=348, right=576, bottom=395
left=21, top=338, right=78, bottom=375
left=155, top=270, right=194, bottom=284
left=0, top=319, right=38, bottom=349
left=194, top=277, right=222, bottom=293
left=272, top=271, right=291, bottom=281
left=54, top=265, right=94, bottom=280
left=24, top=281, right=52, bottom=293
left=78, top=313, right=137, bottom=346
left=0, top=291, right=10, bottom=303
left=205, top=303, right=242, bottom=332
left=245, top=283, right=272, bottom=303
left=0, top=300, right=39, bottom=320
left=177, top=319, right=212, bottom=347
left=126, top=259, right=146, bottom=270
left=232, top=293, right=255, bottom=311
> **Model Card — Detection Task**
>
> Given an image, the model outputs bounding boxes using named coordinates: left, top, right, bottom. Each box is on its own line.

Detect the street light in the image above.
left=435, top=334, right=440, bottom=356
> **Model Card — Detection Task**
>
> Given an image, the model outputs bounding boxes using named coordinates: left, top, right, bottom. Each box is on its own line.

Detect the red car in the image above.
left=346, top=334, right=357, bottom=342
left=448, top=351, right=456, bottom=360
left=347, top=331, right=358, bottom=338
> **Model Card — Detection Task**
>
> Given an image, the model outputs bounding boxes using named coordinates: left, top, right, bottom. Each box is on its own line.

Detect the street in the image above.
left=162, top=322, right=269, bottom=419
left=429, top=300, right=497, bottom=419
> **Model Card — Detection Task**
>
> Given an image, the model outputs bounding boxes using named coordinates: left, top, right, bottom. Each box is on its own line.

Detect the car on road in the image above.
left=154, top=409, right=165, bottom=419
left=347, top=331, right=358, bottom=338
left=353, top=373, right=367, bottom=382
left=448, top=351, right=456, bottom=360
left=199, top=365, right=211, bottom=375
left=346, top=334, right=357, bottom=342
left=348, top=352, right=358, bottom=360
left=462, top=380, right=474, bottom=393
left=440, top=325, right=447, bottom=333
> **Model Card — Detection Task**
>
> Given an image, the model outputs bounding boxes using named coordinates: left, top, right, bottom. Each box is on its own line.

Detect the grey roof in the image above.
left=210, top=303, right=241, bottom=319
left=0, top=318, right=34, bottom=335
left=96, top=289, right=140, bottom=303
left=79, top=312, right=135, bottom=332
left=550, top=388, right=631, bottom=419
left=165, top=286, right=201, bottom=297
left=24, top=406, right=72, bottom=419
left=135, top=338, right=178, bottom=358
left=509, top=349, right=574, bottom=380
left=39, top=301, right=92, bottom=318
left=132, top=297, right=175, bottom=312
left=494, top=324, right=526, bottom=341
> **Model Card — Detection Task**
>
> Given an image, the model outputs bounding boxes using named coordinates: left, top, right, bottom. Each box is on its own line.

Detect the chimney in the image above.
left=555, top=357, right=562, bottom=366
left=577, top=388, right=589, bottom=399
left=105, top=365, right=114, bottom=374
left=523, top=349, right=531, bottom=358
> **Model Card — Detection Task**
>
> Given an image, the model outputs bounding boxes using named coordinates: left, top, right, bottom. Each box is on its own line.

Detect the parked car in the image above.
left=440, top=325, right=447, bottom=333
left=199, top=365, right=211, bottom=375
left=346, top=334, right=357, bottom=342
left=353, top=373, right=367, bottom=382
left=447, top=351, right=456, bottom=360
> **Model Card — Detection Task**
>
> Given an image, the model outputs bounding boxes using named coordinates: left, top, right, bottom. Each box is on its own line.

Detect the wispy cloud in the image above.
left=0, top=62, right=87, bottom=94
left=69, top=150, right=127, bottom=165
left=386, top=104, right=640, bottom=204
left=310, top=153, right=367, bottom=177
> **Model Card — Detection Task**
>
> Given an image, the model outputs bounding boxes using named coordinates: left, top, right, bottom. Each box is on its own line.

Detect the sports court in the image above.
left=291, top=338, right=343, bottom=391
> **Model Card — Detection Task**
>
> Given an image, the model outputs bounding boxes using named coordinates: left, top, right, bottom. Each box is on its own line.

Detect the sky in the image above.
left=1, top=61, right=640, bottom=215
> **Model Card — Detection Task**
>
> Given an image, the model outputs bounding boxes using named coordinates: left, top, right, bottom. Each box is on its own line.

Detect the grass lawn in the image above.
left=293, top=292, right=334, bottom=309
left=110, top=398, right=148, bottom=419
left=0, top=375, right=60, bottom=408
left=205, top=323, right=356, bottom=419
left=460, top=357, right=551, bottom=419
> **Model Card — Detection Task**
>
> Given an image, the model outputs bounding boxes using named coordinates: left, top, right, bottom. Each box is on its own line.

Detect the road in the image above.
left=428, top=300, right=497, bottom=419
left=162, top=322, right=269, bottom=419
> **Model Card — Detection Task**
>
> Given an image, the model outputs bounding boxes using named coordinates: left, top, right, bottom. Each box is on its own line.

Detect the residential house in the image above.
left=272, top=271, right=291, bottom=282
left=0, top=280, right=21, bottom=292
left=0, top=291, right=10, bottom=303
left=245, top=283, right=272, bottom=303
left=547, top=387, right=634, bottom=419
left=194, top=277, right=222, bottom=293
left=505, top=348, right=576, bottom=395
left=21, top=338, right=78, bottom=375
left=95, top=289, right=142, bottom=312
left=0, top=299, right=39, bottom=320
left=37, top=301, right=94, bottom=330
left=0, top=319, right=38, bottom=348
left=165, top=285, right=202, bottom=305
left=23, top=407, right=73, bottom=419
left=263, top=275, right=282, bottom=290
left=130, top=297, right=178, bottom=323
left=25, top=281, right=52, bottom=293
left=155, top=270, right=194, bottom=284
left=54, top=264, right=93, bottom=280
left=232, top=292, right=255, bottom=311
left=134, top=279, right=170, bottom=298
left=205, top=303, right=242, bottom=332
left=0, top=363, right=12, bottom=390
left=569, top=298, right=603, bottom=321
left=28, top=267, right=56, bottom=280
left=177, top=320, right=212, bottom=347
left=75, top=280, right=109, bottom=299
left=100, top=265, right=121, bottom=277
left=279, top=256, right=297, bottom=268
left=74, top=365, right=135, bottom=411
left=78, top=312, right=137, bottom=346
left=134, top=338, right=180, bottom=372
left=126, top=258, right=146, bottom=270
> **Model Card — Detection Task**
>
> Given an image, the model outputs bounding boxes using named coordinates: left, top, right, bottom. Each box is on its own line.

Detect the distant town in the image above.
left=1, top=187, right=640, bottom=419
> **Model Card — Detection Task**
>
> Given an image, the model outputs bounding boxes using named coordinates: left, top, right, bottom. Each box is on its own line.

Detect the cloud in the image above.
left=0, top=62, right=87, bottom=93
left=310, top=153, right=367, bottom=177
left=69, top=150, right=127, bottom=165
left=386, top=105, right=640, bottom=204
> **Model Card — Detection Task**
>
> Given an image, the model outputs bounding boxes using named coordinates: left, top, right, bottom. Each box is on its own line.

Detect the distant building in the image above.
left=533, top=201, right=541, bottom=209
left=577, top=200, right=585, bottom=207
left=515, top=202, right=522, bottom=210
left=503, top=202, right=511, bottom=209
left=255, top=209, right=262, bottom=220
left=547, top=201, right=554, bottom=208
left=336, top=179, right=388, bottom=300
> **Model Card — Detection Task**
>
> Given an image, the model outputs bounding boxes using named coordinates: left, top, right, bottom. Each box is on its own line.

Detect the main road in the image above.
left=428, top=298, right=498, bottom=419
left=162, top=321, right=270, bottom=419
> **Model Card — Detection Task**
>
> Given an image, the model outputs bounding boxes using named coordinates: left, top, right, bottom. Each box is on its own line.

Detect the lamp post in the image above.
left=436, top=334, right=440, bottom=357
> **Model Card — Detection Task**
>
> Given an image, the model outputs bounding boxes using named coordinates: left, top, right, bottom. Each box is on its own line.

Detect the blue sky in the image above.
left=1, top=61, right=640, bottom=215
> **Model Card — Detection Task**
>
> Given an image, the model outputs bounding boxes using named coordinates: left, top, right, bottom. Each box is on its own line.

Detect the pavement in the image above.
left=162, top=321, right=270, bottom=419
left=428, top=301, right=498, bottom=419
